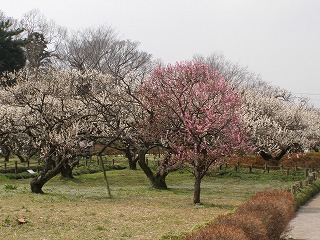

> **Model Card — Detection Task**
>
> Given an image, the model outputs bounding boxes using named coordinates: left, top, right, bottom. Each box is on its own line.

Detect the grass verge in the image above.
left=0, top=168, right=307, bottom=240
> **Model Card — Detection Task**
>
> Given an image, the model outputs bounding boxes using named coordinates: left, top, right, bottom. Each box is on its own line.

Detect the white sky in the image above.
left=1, top=0, right=320, bottom=106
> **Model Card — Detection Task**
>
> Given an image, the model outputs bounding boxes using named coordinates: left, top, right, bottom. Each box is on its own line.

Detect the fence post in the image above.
left=4, top=162, right=6, bottom=172
left=234, top=162, right=239, bottom=172
left=15, top=161, right=18, bottom=174
left=249, top=164, right=252, bottom=173
left=27, top=160, right=30, bottom=168
left=112, top=159, right=115, bottom=166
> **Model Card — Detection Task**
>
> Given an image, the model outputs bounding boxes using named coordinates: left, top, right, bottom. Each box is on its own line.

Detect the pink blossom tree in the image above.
left=139, top=61, right=248, bottom=204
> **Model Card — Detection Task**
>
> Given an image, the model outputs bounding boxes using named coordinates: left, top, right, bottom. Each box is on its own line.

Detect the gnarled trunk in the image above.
left=60, top=163, right=74, bottom=178
left=124, top=147, right=138, bottom=170
left=138, top=149, right=168, bottom=190
left=15, top=153, right=26, bottom=163
left=260, top=147, right=290, bottom=165
left=30, top=163, right=62, bottom=194
left=60, top=158, right=79, bottom=178
left=30, top=149, right=60, bottom=194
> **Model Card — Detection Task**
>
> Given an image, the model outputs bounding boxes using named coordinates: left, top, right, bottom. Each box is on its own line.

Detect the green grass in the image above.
left=0, top=166, right=305, bottom=240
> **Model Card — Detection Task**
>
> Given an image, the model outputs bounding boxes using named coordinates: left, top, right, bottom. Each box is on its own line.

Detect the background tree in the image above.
left=243, top=90, right=320, bottom=163
left=194, top=53, right=314, bottom=162
left=58, top=26, right=117, bottom=72
left=0, top=17, right=27, bottom=76
left=60, top=25, right=154, bottom=171
left=24, top=31, right=50, bottom=73
left=20, top=9, right=67, bottom=72
left=194, top=53, right=294, bottom=100
left=59, top=25, right=152, bottom=79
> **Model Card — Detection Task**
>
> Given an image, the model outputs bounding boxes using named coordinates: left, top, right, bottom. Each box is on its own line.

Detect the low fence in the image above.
left=0, top=156, right=126, bottom=174
left=1, top=157, right=320, bottom=181
left=290, top=171, right=319, bottom=194
left=0, top=160, right=41, bottom=174
left=222, top=162, right=317, bottom=177
left=218, top=162, right=320, bottom=195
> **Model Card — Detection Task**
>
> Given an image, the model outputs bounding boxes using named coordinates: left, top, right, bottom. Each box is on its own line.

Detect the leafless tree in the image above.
left=20, top=9, right=67, bottom=73
left=59, top=25, right=152, bottom=81
left=194, top=53, right=295, bottom=101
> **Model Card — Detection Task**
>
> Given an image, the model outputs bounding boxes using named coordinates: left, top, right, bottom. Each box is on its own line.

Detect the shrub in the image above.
left=183, top=224, right=249, bottom=240
left=213, top=213, right=268, bottom=240
left=295, top=180, right=320, bottom=209
left=183, top=190, right=295, bottom=240
left=0, top=175, right=9, bottom=182
left=237, top=191, right=295, bottom=240
left=4, top=184, right=17, bottom=190
left=252, top=190, right=295, bottom=219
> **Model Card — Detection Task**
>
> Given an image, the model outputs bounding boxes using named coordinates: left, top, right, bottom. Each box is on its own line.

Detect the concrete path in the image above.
left=286, top=193, right=320, bottom=240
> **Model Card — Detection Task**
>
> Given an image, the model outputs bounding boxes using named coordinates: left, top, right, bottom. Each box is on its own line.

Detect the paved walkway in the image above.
left=286, top=193, right=320, bottom=240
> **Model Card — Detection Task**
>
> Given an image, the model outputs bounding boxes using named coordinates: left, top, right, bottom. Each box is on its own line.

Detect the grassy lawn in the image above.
left=0, top=167, right=305, bottom=240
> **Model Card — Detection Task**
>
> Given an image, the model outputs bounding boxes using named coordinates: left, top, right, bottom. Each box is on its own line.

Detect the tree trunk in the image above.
left=60, top=163, right=74, bottom=178
left=15, top=153, right=26, bottom=163
left=259, top=147, right=290, bottom=165
left=274, top=147, right=290, bottom=161
left=30, top=163, right=62, bottom=193
left=138, top=149, right=168, bottom=190
left=1, top=146, right=10, bottom=162
left=193, top=169, right=202, bottom=204
left=30, top=150, right=61, bottom=194
left=4, top=152, right=10, bottom=162
left=154, top=172, right=168, bottom=189
left=124, top=147, right=137, bottom=170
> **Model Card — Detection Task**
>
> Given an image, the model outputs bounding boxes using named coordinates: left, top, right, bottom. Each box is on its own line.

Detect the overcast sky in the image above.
left=1, top=0, right=320, bottom=106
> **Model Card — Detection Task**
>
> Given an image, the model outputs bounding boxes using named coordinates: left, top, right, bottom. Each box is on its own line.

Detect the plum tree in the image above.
left=139, top=61, right=249, bottom=204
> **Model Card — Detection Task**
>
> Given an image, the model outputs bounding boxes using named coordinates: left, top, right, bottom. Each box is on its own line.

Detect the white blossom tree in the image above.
left=0, top=69, right=122, bottom=193
left=194, top=53, right=320, bottom=162
left=243, top=89, right=320, bottom=163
